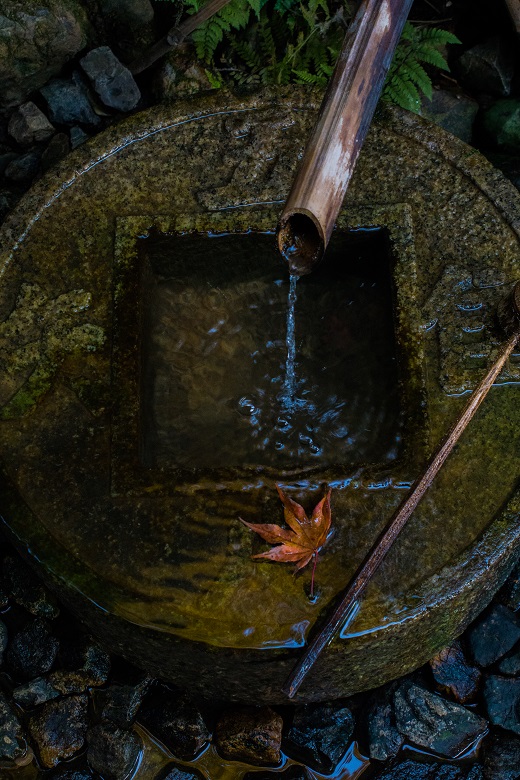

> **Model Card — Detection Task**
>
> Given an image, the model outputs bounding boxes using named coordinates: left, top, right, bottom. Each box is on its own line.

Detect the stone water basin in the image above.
left=0, top=89, right=519, bottom=703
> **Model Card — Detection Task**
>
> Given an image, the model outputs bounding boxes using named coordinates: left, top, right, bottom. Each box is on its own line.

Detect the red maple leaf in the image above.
left=240, top=485, right=332, bottom=596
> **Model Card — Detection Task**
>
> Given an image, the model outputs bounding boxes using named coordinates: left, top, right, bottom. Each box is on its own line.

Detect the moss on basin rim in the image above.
left=0, top=88, right=519, bottom=703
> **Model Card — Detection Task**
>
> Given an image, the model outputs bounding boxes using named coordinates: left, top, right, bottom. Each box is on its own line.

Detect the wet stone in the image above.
left=41, top=133, right=70, bottom=173
left=4, top=150, right=40, bottom=183
left=456, top=37, right=514, bottom=97
left=243, top=769, right=307, bottom=780
left=0, top=618, right=7, bottom=663
left=93, top=677, right=151, bottom=728
left=155, top=764, right=205, bottom=780
left=70, top=126, right=89, bottom=149
left=284, top=702, right=355, bottom=771
left=41, top=78, right=100, bottom=127
left=482, top=731, right=520, bottom=780
left=59, top=635, right=110, bottom=687
left=500, top=561, right=520, bottom=612
left=419, top=89, right=478, bottom=144
left=27, top=694, right=88, bottom=769
left=497, top=648, right=520, bottom=675
left=374, top=759, right=483, bottom=779
left=215, top=706, right=283, bottom=765
left=429, top=641, right=481, bottom=703
left=394, top=681, right=488, bottom=758
left=483, top=100, right=520, bottom=153
left=6, top=618, right=59, bottom=680
left=368, top=699, right=404, bottom=762
left=468, top=604, right=520, bottom=667
left=86, top=723, right=142, bottom=780
left=47, top=768, right=96, bottom=780
left=13, top=676, right=60, bottom=709
left=139, top=691, right=210, bottom=760
left=8, top=102, right=54, bottom=147
left=483, top=675, right=520, bottom=734
left=80, top=47, right=141, bottom=112
left=3, top=555, right=59, bottom=620
left=0, top=690, right=27, bottom=763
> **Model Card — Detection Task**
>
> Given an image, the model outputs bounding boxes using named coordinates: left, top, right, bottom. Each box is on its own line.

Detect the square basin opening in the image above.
left=138, top=228, right=403, bottom=471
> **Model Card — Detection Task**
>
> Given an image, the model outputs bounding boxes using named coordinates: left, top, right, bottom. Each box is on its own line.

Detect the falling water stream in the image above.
left=282, top=273, right=298, bottom=407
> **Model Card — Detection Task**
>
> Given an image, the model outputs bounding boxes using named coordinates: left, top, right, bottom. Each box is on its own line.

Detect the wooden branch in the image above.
left=282, top=283, right=520, bottom=698
left=277, top=0, right=414, bottom=275
left=130, top=0, right=234, bottom=75
left=505, top=0, right=520, bottom=33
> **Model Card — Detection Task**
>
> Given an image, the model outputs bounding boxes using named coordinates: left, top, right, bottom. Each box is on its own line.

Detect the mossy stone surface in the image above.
left=0, top=89, right=519, bottom=703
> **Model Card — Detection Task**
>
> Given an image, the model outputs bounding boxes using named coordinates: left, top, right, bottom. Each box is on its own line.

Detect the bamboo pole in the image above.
left=130, top=0, right=234, bottom=75
left=282, top=282, right=520, bottom=698
left=278, top=0, right=414, bottom=275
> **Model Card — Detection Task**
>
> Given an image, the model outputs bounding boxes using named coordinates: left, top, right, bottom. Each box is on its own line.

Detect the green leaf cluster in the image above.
left=382, top=23, right=461, bottom=112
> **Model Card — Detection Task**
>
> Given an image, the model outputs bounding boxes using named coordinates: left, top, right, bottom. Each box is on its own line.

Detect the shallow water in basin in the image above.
left=140, top=230, right=402, bottom=471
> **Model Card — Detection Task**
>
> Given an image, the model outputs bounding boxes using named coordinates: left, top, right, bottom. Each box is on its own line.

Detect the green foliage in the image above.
left=159, top=2, right=460, bottom=112
left=382, top=23, right=461, bottom=113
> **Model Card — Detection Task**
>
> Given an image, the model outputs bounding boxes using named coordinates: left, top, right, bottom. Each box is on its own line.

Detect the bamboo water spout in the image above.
left=278, top=0, right=414, bottom=275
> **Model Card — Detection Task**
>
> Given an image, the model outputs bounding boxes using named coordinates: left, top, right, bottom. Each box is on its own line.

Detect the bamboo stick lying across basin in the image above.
left=278, top=0, right=414, bottom=275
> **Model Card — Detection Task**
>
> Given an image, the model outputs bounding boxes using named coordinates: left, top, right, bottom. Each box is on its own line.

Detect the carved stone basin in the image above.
left=0, top=89, right=519, bottom=703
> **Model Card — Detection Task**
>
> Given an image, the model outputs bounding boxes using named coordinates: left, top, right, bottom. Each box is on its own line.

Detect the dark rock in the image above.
left=368, top=699, right=403, bottom=762
left=394, top=681, right=488, bottom=758
left=0, top=0, right=91, bottom=108
left=27, top=694, right=88, bottom=769
left=0, top=618, right=7, bottom=663
left=429, top=641, right=481, bottom=703
left=374, top=759, right=483, bottom=779
left=0, top=150, right=17, bottom=175
left=59, top=635, right=111, bottom=687
left=482, top=100, right=520, bottom=154
left=2, top=555, right=59, bottom=619
left=6, top=618, right=59, bottom=679
left=497, top=648, right=520, bottom=675
left=47, top=769, right=96, bottom=780
left=456, top=38, right=514, bottom=97
left=155, top=765, right=205, bottom=780
left=483, top=675, right=520, bottom=734
left=500, top=561, right=520, bottom=611
left=70, top=127, right=89, bottom=149
left=41, top=78, right=100, bottom=127
left=284, top=702, right=354, bottom=771
left=8, top=102, right=54, bottom=147
left=87, top=723, right=141, bottom=780
left=41, top=133, right=70, bottom=172
left=80, top=47, right=141, bottom=112
left=13, top=676, right=60, bottom=709
left=0, top=690, right=27, bottom=762
left=99, top=0, right=155, bottom=60
left=419, top=89, right=478, bottom=144
left=482, top=731, right=520, bottom=780
left=0, top=190, right=16, bottom=221
left=243, top=769, right=306, bottom=780
left=93, top=677, right=151, bottom=728
left=215, top=706, right=283, bottom=765
left=468, top=604, right=520, bottom=667
left=139, top=692, right=210, bottom=760
left=153, top=49, right=212, bottom=103
left=4, top=151, right=40, bottom=183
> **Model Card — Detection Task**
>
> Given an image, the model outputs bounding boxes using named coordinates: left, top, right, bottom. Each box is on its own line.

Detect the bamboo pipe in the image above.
left=278, top=0, right=414, bottom=275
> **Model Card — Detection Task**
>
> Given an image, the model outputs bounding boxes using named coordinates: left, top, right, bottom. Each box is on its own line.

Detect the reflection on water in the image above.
left=140, top=230, right=402, bottom=470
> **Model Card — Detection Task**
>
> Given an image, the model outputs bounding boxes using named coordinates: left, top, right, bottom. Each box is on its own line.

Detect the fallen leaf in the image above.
left=240, top=485, right=332, bottom=596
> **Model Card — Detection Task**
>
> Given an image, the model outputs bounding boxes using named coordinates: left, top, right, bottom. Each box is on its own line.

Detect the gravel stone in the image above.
left=155, top=765, right=205, bottom=780
left=2, top=555, right=59, bottom=619
left=468, top=605, right=520, bottom=667
left=13, top=676, right=60, bottom=709
left=456, top=37, right=514, bottom=97
left=500, top=562, right=520, bottom=612
left=375, top=759, right=483, bottom=779
left=47, top=769, right=96, bottom=780
left=80, top=47, right=141, bottom=112
left=482, top=731, right=520, bottom=779
left=4, top=150, right=40, bottom=183
left=59, top=635, right=111, bottom=688
left=8, top=102, right=54, bottom=146
left=368, top=699, right=403, bottom=762
left=0, top=690, right=27, bottom=763
left=6, top=618, right=59, bottom=679
left=87, top=723, right=142, bottom=780
left=394, top=681, right=488, bottom=758
left=419, top=89, right=478, bottom=144
left=0, top=0, right=91, bottom=108
left=140, top=691, right=210, bottom=760
left=27, top=694, right=89, bottom=768
left=93, top=677, right=151, bottom=728
left=41, top=77, right=100, bottom=127
left=429, top=641, right=481, bottom=703
left=484, top=675, right=520, bottom=734
left=70, top=126, right=89, bottom=149
left=284, top=702, right=355, bottom=771
left=41, top=132, right=70, bottom=172
left=215, top=706, right=283, bottom=765
left=497, top=648, right=520, bottom=675
left=0, top=618, right=7, bottom=662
